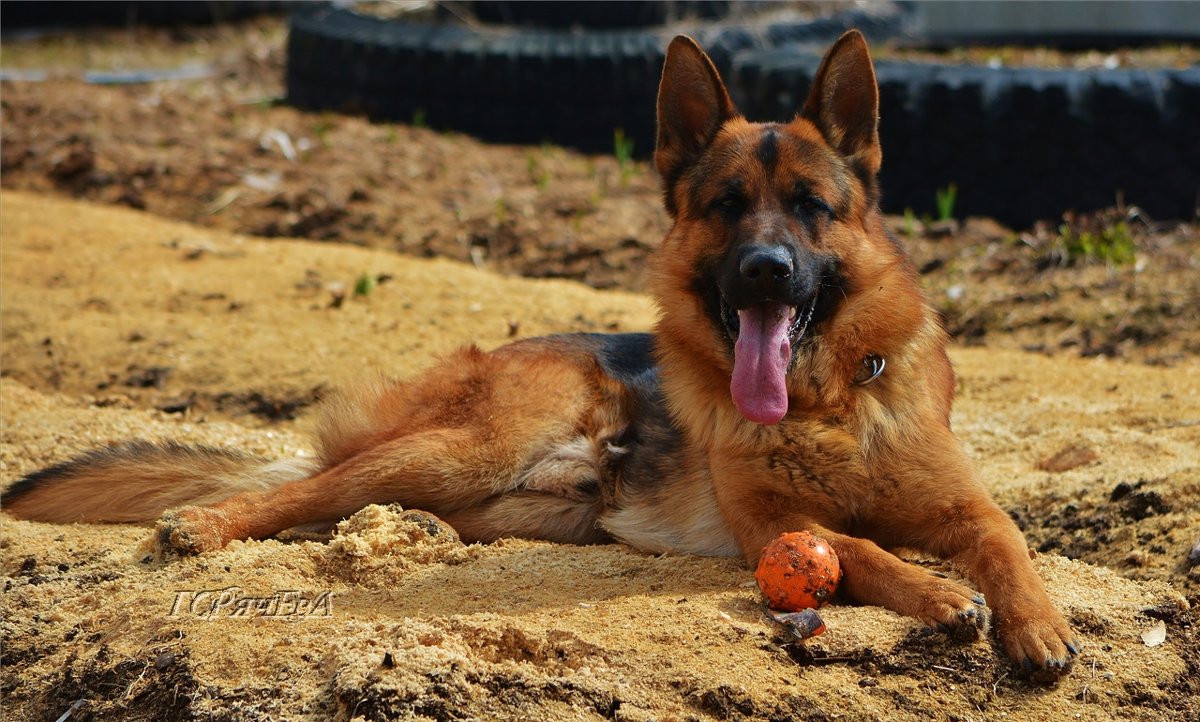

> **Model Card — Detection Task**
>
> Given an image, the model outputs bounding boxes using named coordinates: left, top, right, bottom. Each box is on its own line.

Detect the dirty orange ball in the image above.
left=755, top=531, right=841, bottom=612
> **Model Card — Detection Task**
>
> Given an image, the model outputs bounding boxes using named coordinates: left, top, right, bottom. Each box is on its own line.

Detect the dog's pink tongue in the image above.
left=731, top=303, right=792, bottom=425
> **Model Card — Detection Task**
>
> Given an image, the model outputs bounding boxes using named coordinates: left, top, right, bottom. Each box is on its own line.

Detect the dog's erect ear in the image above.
left=801, top=30, right=881, bottom=176
left=655, top=36, right=737, bottom=190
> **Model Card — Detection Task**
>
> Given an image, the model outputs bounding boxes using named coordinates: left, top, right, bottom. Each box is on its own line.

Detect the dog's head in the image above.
left=653, top=31, right=894, bottom=425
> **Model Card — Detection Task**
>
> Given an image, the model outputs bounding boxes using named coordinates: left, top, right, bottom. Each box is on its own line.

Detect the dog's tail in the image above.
left=2, top=440, right=317, bottom=523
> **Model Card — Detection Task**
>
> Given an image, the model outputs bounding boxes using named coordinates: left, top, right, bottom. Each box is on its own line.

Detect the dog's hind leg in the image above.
left=440, top=491, right=610, bottom=546
left=155, top=428, right=488, bottom=555
left=156, top=426, right=610, bottom=556
left=154, top=341, right=609, bottom=556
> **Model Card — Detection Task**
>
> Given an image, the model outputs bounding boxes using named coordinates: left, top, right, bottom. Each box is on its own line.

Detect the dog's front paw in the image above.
left=917, top=576, right=990, bottom=642
left=998, top=612, right=1080, bottom=682
left=153, top=507, right=230, bottom=558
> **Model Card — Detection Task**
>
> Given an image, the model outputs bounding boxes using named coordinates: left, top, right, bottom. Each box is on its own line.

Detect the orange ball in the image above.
left=755, top=531, right=841, bottom=611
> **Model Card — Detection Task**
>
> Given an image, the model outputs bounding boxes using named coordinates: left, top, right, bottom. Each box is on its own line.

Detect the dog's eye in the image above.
left=792, top=192, right=832, bottom=218
left=713, top=193, right=745, bottom=217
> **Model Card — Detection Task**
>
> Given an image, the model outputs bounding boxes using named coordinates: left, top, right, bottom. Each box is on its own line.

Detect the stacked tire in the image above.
left=287, top=4, right=1199, bottom=226
left=286, top=5, right=897, bottom=155
left=289, top=6, right=664, bottom=152
left=736, top=51, right=1200, bottom=225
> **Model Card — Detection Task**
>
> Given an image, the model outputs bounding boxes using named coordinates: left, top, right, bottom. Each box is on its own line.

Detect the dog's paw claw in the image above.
left=922, top=581, right=990, bottom=643
left=1001, top=614, right=1078, bottom=682
left=955, top=605, right=988, bottom=632
left=1026, top=657, right=1074, bottom=684
left=945, top=613, right=987, bottom=642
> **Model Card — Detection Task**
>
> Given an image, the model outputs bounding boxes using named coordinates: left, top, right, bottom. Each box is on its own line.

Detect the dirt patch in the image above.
left=0, top=17, right=666, bottom=293
left=2, top=18, right=1197, bottom=363
left=878, top=43, right=1200, bottom=69
left=2, top=194, right=1199, bottom=721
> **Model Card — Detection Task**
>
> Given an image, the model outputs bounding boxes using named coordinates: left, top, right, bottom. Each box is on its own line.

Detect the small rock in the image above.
left=155, top=652, right=176, bottom=671
left=1120, top=490, right=1171, bottom=521
left=157, top=398, right=193, bottom=414
left=327, top=281, right=347, bottom=309
left=1124, top=550, right=1150, bottom=567
left=124, top=366, right=172, bottom=389
left=1036, top=444, right=1098, bottom=473
left=1189, top=538, right=1200, bottom=567
left=1141, top=621, right=1166, bottom=647
left=925, top=218, right=960, bottom=238
left=50, top=145, right=96, bottom=181
left=1110, top=481, right=1136, bottom=501
left=918, top=258, right=945, bottom=274
left=962, top=216, right=1012, bottom=241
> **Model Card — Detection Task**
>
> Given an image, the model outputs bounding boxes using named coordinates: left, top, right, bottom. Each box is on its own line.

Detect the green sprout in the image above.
left=614, top=128, right=636, bottom=186
left=526, top=150, right=549, bottom=189
left=903, top=208, right=918, bottom=240
left=313, top=114, right=336, bottom=148
left=353, top=272, right=376, bottom=297
left=935, top=183, right=958, bottom=222
left=1058, top=221, right=1135, bottom=265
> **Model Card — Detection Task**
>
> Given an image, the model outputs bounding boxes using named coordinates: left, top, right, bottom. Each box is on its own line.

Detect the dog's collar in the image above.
left=852, top=354, right=885, bottom=386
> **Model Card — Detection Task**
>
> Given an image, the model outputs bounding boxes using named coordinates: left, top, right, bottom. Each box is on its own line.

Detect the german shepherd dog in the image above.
left=5, top=32, right=1077, bottom=678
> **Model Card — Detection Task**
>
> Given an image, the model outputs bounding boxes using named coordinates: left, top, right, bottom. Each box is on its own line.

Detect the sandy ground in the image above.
left=2, top=191, right=1198, bottom=721
left=3, top=17, right=1198, bottom=367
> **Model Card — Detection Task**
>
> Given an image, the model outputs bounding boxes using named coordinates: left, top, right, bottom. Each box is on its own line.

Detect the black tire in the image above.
left=285, top=4, right=900, bottom=155
left=464, top=1, right=731, bottom=30
left=285, top=5, right=1200, bottom=226
left=1, top=0, right=285, bottom=29
left=288, top=6, right=661, bottom=152
left=732, top=51, right=1200, bottom=226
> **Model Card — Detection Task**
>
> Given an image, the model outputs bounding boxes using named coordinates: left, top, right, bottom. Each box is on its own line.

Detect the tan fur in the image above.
left=2, top=442, right=316, bottom=523
left=4, top=31, right=1077, bottom=679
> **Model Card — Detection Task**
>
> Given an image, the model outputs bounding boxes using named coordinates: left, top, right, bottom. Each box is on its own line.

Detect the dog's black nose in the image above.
left=739, top=245, right=793, bottom=286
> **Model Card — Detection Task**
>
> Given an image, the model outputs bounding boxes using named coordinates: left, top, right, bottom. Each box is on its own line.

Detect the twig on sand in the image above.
left=992, top=670, right=1009, bottom=696
left=1078, top=656, right=1098, bottom=704
left=54, top=699, right=86, bottom=722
